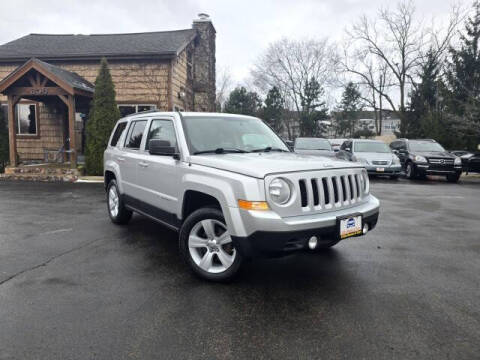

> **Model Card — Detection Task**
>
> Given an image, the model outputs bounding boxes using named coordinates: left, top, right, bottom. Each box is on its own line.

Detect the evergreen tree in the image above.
left=0, top=109, right=8, bottom=172
left=446, top=1, right=480, bottom=149
left=223, top=87, right=262, bottom=116
left=262, top=86, right=284, bottom=134
left=85, top=58, right=120, bottom=175
left=337, top=82, right=363, bottom=137
left=299, top=77, right=328, bottom=137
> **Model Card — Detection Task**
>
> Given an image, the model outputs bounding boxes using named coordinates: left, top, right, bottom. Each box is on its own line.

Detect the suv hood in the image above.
left=294, top=149, right=336, bottom=157
left=189, top=152, right=361, bottom=178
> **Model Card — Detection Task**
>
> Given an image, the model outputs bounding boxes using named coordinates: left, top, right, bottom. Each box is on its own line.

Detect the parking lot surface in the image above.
left=0, top=177, right=479, bottom=360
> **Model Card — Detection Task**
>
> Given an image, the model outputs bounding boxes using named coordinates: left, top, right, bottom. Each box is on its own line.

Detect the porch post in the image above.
left=7, top=95, right=18, bottom=166
left=67, top=95, right=77, bottom=168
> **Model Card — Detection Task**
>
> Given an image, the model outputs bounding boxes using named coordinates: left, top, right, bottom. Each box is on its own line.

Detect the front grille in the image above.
left=298, top=171, right=366, bottom=211
left=265, top=168, right=369, bottom=217
left=429, top=158, right=454, bottom=165
left=372, top=160, right=390, bottom=165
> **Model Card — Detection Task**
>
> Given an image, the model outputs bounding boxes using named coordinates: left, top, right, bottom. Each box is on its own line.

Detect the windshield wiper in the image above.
left=251, top=146, right=289, bottom=153
left=193, top=148, right=249, bottom=155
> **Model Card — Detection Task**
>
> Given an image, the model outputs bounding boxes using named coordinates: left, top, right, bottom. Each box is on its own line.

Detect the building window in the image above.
left=16, top=103, right=37, bottom=135
left=118, top=104, right=156, bottom=118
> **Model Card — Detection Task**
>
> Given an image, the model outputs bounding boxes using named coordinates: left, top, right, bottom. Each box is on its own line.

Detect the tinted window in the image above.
left=125, top=120, right=147, bottom=149
left=295, top=138, right=332, bottom=150
left=408, top=141, right=445, bottom=152
left=110, top=122, right=127, bottom=147
left=354, top=141, right=391, bottom=153
left=146, top=119, right=177, bottom=150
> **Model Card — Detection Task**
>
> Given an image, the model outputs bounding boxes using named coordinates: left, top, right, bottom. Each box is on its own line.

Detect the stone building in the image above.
left=0, top=14, right=216, bottom=167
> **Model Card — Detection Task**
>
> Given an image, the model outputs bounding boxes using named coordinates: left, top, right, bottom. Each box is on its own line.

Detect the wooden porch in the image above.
left=0, top=58, right=94, bottom=169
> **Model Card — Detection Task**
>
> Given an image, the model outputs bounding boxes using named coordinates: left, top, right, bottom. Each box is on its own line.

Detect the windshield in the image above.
left=354, top=141, right=391, bottom=153
left=182, top=116, right=290, bottom=154
left=409, top=141, right=445, bottom=152
left=295, top=138, right=332, bottom=151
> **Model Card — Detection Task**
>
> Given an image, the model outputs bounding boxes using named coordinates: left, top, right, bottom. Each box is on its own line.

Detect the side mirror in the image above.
left=345, top=147, right=351, bottom=152
left=148, top=139, right=179, bottom=159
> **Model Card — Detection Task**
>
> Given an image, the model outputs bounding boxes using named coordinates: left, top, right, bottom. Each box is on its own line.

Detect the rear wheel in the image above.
left=390, top=175, right=399, bottom=180
left=447, top=173, right=461, bottom=183
left=179, top=207, right=242, bottom=282
left=107, top=179, right=132, bottom=224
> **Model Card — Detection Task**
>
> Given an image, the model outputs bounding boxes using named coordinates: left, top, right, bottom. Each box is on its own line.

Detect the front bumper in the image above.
left=365, top=165, right=402, bottom=175
left=228, top=194, right=380, bottom=258
left=414, top=163, right=462, bottom=176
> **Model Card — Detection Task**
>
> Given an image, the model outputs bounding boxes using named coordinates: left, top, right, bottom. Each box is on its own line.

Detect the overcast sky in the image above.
left=0, top=0, right=467, bottom=87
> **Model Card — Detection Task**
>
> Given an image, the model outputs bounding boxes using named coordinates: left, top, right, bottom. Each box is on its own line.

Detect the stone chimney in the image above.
left=192, top=13, right=216, bottom=112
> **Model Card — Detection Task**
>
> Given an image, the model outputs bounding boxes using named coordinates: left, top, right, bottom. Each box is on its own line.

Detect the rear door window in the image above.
left=110, top=122, right=127, bottom=147
left=124, top=120, right=147, bottom=149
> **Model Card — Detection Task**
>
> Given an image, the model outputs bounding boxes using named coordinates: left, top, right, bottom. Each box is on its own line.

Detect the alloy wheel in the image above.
left=188, top=219, right=236, bottom=274
left=108, top=186, right=119, bottom=218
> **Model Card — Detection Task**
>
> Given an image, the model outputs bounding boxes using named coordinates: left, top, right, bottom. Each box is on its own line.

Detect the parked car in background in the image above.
left=337, top=139, right=402, bottom=179
left=452, top=151, right=480, bottom=174
left=104, top=112, right=380, bottom=281
left=294, top=137, right=336, bottom=157
left=329, top=138, right=347, bottom=152
left=390, top=139, right=463, bottom=182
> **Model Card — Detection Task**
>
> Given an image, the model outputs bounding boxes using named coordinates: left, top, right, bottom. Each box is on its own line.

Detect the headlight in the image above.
left=414, top=155, right=427, bottom=163
left=358, top=158, right=369, bottom=165
left=269, top=178, right=292, bottom=205
left=454, top=157, right=462, bottom=165
left=392, top=156, right=400, bottom=165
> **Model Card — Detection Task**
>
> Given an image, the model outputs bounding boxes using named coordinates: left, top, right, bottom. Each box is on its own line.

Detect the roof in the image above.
left=0, top=29, right=197, bottom=61
left=0, top=58, right=94, bottom=96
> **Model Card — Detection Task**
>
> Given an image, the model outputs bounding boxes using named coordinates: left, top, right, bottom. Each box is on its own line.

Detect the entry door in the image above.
left=136, top=118, right=181, bottom=222
left=121, top=119, right=148, bottom=199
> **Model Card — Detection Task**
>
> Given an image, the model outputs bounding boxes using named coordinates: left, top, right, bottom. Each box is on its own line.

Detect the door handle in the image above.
left=138, top=161, right=149, bottom=168
left=117, top=156, right=125, bottom=162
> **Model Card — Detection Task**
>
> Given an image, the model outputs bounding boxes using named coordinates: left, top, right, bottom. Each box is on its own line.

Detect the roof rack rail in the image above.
left=125, top=109, right=159, bottom=117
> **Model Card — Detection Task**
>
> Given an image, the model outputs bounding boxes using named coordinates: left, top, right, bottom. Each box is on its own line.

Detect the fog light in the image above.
left=363, top=223, right=369, bottom=235
left=308, top=236, right=318, bottom=250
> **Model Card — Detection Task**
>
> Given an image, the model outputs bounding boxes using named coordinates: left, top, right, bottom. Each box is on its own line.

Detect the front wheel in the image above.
left=405, top=162, right=415, bottom=179
left=179, top=208, right=242, bottom=282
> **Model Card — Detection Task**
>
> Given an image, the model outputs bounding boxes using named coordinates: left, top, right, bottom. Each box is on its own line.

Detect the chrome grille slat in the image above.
left=268, top=168, right=368, bottom=217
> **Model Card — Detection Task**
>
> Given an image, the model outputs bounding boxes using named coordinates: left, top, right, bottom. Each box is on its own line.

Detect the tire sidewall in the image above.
left=179, top=207, right=242, bottom=282
left=107, top=179, right=131, bottom=224
left=406, top=162, right=414, bottom=179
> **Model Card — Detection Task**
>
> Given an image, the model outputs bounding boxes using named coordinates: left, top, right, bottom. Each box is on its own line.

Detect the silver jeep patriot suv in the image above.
left=104, top=112, right=380, bottom=281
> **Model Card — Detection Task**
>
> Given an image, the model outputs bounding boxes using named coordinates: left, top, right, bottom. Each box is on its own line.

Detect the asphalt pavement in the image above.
left=0, top=177, right=479, bottom=360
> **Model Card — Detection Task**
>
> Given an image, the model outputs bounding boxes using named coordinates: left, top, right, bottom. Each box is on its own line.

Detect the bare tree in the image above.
left=343, top=0, right=461, bottom=136
left=215, top=66, right=233, bottom=111
left=251, top=38, right=335, bottom=136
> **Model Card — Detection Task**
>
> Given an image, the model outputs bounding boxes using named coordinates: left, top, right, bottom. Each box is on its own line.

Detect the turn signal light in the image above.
left=238, top=200, right=269, bottom=211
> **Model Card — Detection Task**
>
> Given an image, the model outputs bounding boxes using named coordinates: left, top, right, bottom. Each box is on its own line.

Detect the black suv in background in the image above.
left=389, top=139, right=463, bottom=182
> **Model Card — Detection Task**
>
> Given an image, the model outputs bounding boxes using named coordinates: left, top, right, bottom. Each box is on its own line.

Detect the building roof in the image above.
left=0, top=29, right=197, bottom=62
left=0, top=58, right=94, bottom=96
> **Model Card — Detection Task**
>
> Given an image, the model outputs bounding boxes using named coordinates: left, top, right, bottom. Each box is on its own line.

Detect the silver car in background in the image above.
left=294, top=137, right=336, bottom=157
left=338, top=139, right=402, bottom=179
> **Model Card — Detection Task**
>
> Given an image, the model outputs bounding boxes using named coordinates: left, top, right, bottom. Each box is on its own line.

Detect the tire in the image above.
left=405, top=162, right=415, bottom=180
left=179, top=207, right=242, bottom=282
left=390, top=175, right=399, bottom=180
left=107, top=179, right=132, bottom=225
left=447, top=173, right=461, bottom=183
